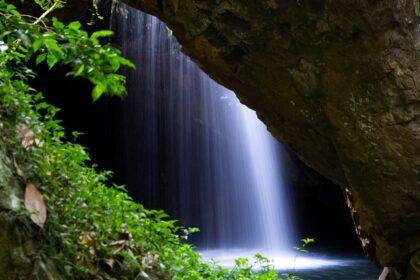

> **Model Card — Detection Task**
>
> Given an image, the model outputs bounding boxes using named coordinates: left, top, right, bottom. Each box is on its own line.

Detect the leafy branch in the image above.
left=284, top=238, right=315, bottom=280
left=33, top=0, right=60, bottom=24
left=34, top=0, right=66, bottom=11
left=0, top=0, right=135, bottom=102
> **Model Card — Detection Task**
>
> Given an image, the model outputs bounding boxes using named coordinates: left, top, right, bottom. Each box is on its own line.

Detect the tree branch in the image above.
left=33, top=1, right=59, bottom=25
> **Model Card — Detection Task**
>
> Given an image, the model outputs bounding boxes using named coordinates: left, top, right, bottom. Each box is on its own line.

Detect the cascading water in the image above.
left=109, top=3, right=295, bottom=254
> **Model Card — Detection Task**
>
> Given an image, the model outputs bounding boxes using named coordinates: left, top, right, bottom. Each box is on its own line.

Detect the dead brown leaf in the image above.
left=109, top=240, right=125, bottom=254
left=81, top=232, right=93, bottom=246
left=16, top=123, right=34, bottom=151
left=141, top=253, right=159, bottom=269
left=104, top=258, right=115, bottom=269
left=24, top=183, right=47, bottom=227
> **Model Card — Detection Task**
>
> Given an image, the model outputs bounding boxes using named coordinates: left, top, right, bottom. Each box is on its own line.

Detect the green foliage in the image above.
left=34, top=0, right=66, bottom=11
left=293, top=238, right=315, bottom=254
left=224, top=254, right=278, bottom=280
left=0, top=0, right=134, bottom=102
left=283, top=238, right=315, bottom=280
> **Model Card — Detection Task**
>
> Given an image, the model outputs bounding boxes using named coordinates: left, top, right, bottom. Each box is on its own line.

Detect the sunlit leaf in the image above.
left=32, top=38, right=44, bottom=52
left=91, top=30, right=113, bottom=40
left=92, top=83, right=106, bottom=102
left=52, top=17, right=65, bottom=31
left=47, top=53, right=58, bottom=68
left=36, top=53, right=46, bottom=65
left=73, top=64, right=84, bottom=76
left=68, top=21, right=81, bottom=30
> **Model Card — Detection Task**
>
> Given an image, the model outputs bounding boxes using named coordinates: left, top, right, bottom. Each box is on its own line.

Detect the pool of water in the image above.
left=199, top=249, right=380, bottom=279
left=279, top=259, right=380, bottom=280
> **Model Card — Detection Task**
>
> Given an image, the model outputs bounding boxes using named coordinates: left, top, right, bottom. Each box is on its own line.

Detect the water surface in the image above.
left=200, top=250, right=380, bottom=279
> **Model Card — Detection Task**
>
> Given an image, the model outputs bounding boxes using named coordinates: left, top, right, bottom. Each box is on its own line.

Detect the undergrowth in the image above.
left=0, top=0, right=308, bottom=279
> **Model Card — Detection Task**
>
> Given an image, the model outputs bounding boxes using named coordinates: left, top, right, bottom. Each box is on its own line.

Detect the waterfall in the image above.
left=109, top=2, right=295, bottom=254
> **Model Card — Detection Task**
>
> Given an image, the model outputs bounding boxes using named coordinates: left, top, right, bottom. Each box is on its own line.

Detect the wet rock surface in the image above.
left=0, top=142, right=60, bottom=279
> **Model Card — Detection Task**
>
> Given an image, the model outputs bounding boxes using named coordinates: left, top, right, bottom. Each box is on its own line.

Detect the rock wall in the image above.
left=115, top=0, right=420, bottom=278
left=0, top=141, right=60, bottom=279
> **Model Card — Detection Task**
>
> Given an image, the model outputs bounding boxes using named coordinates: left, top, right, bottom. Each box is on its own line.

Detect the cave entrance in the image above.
left=33, top=3, right=380, bottom=279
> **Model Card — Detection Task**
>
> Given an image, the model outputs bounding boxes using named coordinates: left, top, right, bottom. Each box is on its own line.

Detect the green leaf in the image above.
left=36, top=53, right=46, bottom=65
left=6, top=4, right=16, bottom=12
left=33, top=38, right=44, bottom=52
left=44, top=38, right=64, bottom=57
left=302, top=237, right=315, bottom=245
left=91, top=30, right=114, bottom=40
left=11, top=50, right=26, bottom=58
left=92, top=83, right=106, bottom=102
left=52, top=17, right=65, bottom=31
left=68, top=21, right=82, bottom=31
left=117, top=56, right=135, bottom=68
left=47, top=53, right=58, bottom=68
left=73, top=64, right=84, bottom=76
left=0, top=31, right=12, bottom=40
left=34, top=0, right=48, bottom=10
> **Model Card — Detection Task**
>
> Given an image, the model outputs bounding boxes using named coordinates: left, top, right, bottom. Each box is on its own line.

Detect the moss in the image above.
left=0, top=144, right=23, bottom=211
left=414, top=0, right=420, bottom=17
left=0, top=211, right=45, bottom=279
